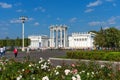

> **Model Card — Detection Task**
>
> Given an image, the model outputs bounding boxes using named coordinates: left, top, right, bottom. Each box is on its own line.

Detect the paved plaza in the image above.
left=3, top=49, right=79, bottom=66
left=4, top=49, right=67, bottom=61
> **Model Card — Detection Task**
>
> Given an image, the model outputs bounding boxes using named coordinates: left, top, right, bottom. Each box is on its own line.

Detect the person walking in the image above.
left=26, top=47, right=30, bottom=60
left=13, top=48, right=18, bottom=58
left=3, top=46, right=6, bottom=56
left=0, top=46, right=4, bottom=57
left=26, top=47, right=30, bottom=54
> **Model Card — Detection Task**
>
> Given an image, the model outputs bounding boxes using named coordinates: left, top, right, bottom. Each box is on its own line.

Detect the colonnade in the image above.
left=50, top=25, right=67, bottom=48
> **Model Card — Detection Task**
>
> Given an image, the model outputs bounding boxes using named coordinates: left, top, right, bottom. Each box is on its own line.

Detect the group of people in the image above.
left=0, top=46, right=18, bottom=58
left=0, top=46, right=30, bottom=58
left=0, top=46, right=6, bottom=57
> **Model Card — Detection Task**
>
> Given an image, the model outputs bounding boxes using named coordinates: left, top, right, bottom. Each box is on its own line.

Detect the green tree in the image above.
left=105, top=27, right=120, bottom=48
left=15, top=37, right=22, bottom=47
left=24, top=38, right=30, bottom=47
left=94, top=27, right=120, bottom=49
left=94, top=27, right=106, bottom=48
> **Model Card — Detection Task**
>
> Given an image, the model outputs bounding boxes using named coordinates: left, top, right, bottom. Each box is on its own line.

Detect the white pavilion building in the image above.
left=68, top=32, right=95, bottom=49
left=28, top=35, right=49, bottom=49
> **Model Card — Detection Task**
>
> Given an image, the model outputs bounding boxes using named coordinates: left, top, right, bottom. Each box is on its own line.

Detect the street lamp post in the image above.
left=19, top=16, right=27, bottom=51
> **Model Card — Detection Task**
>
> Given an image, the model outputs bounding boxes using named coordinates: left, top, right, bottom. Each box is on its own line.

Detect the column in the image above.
left=50, top=28, right=52, bottom=47
left=64, top=28, right=66, bottom=47
left=60, top=29, right=62, bottom=47
left=52, top=29, right=54, bottom=47
left=56, top=29, right=58, bottom=48
left=65, top=28, right=67, bottom=47
left=22, top=22, right=25, bottom=51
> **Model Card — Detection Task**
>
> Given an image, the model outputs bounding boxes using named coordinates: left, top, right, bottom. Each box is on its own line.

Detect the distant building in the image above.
left=68, top=32, right=95, bottom=49
left=28, top=25, right=95, bottom=49
left=28, top=35, right=49, bottom=49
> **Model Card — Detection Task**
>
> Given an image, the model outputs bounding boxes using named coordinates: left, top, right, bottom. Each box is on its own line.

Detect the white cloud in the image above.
left=69, top=17, right=77, bottom=23
left=88, top=16, right=120, bottom=27
left=85, top=8, right=94, bottom=13
left=107, top=16, right=120, bottom=24
left=14, top=3, right=22, bottom=6
left=16, top=9, right=26, bottom=12
left=10, top=17, right=34, bottom=23
left=10, top=19, right=21, bottom=23
left=103, top=26, right=109, bottom=29
left=0, top=21, right=10, bottom=26
left=87, top=0, right=102, bottom=7
left=56, top=17, right=61, bottom=21
left=34, top=6, right=46, bottom=12
left=34, top=22, right=40, bottom=26
left=0, top=2, right=12, bottom=8
left=107, top=17, right=116, bottom=24
left=28, top=17, right=34, bottom=21
left=88, top=21, right=105, bottom=26
left=113, top=3, right=116, bottom=7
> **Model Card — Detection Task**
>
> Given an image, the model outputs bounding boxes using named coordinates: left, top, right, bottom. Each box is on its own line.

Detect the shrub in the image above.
left=66, top=50, right=120, bottom=61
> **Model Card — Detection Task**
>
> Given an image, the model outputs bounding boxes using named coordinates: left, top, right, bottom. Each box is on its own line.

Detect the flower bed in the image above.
left=0, top=57, right=120, bottom=80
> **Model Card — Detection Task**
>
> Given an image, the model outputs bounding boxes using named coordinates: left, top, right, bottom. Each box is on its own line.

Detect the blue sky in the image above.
left=0, top=0, right=120, bottom=39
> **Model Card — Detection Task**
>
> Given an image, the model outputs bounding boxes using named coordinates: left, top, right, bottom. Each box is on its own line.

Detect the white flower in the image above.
left=48, top=69, right=51, bottom=71
left=48, top=59, right=50, bottom=62
left=42, top=76, right=49, bottom=80
left=76, top=74, right=81, bottom=80
left=87, top=72, right=90, bottom=76
left=41, top=63, right=49, bottom=70
left=39, top=60, right=43, bottom=64
left=82, top=70, right=85, bottom=73
left=91, top=72, right=94, bottom=75
left=33, top=77, right=35, bottom=80
left=29, top=64, right=32, bottom=67
left=16, top=75, right=22, bottom=80
left=39, top=57, right=44, bottom=63
left=72, top=76, right=77, bottom=80
left=79, top=72, right=81, bottom=74
left=19, top=75, right=22, bottom=78
left=54, top=70, right=57, bottom=72
left=55, top=71, right=59, bottom=75
left=40, top=57, right=43, bottom=61
left=37, top=66, right=39, bottom=69
left=64, top=69, right=71, bottom=75
left=22, top=69, right=24, bottom=72
left=0, top=67, right=2, bottom=71
left=16, top=77, right=21, bottom=80
left=56, top=65, right=62, bottom=69
left=96, top=71, right=98, bottom=74
left=44, top=62, right=47, bottom=65
left=101, top=64, right=105, bottom=68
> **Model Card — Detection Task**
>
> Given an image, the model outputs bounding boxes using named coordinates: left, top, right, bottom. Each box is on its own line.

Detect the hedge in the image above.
left=66, top=50, right=120, bottom=61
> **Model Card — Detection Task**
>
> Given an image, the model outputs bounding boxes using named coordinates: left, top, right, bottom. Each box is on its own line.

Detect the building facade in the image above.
left=28, top=35, right=49, bottom=49
left=68, top=32, right=95, bottom=49
left=50, top=25, right=67, bottom=48
left=28, top=25, right=95, bottom=49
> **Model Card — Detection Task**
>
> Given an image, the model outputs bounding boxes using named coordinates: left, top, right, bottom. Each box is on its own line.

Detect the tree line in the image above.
left=0, top=37, right=30, bottom=48
left=93, top=27, right=120, bottom=50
